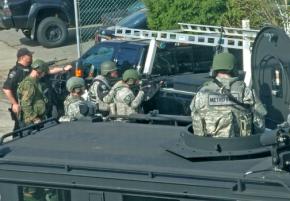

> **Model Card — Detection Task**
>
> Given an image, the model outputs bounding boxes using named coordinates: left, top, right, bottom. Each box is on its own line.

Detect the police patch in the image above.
left=8, top=71, right=16, bottom=79
left=101, top=84, right=107, bottom=90
left=208, top=93, right=239, bottom=106
left=124, top=94, right=134, bottom=105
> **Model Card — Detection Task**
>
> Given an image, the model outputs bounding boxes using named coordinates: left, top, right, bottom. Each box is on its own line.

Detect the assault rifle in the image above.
left=140, top=74, right=172, bottom=101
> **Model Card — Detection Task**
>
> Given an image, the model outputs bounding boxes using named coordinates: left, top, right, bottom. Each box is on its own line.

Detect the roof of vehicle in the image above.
left=96, top=39, right=150, bottom=47
left=0, top=120, right=274, bottom=178
left=2, top=118, right=290, bottom=199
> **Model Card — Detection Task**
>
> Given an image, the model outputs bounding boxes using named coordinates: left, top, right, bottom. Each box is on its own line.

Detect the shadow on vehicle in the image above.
left=96, top=8, right=148, bottom=41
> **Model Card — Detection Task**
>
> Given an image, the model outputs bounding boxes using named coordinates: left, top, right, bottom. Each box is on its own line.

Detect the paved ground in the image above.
left=0, top=29, right=91, bottom=135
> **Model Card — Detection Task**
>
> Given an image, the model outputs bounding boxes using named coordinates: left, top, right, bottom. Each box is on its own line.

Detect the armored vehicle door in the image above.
left=252, top=26, right=290, bottom=129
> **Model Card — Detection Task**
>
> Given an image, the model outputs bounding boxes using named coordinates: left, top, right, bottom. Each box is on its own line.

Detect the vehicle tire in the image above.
left=37, top=17, right=68, bottom=48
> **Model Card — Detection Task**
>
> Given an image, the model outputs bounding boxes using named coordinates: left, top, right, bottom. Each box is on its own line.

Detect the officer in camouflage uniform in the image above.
left=190, top=52, right=267, bottom=138
left=88, top=61, right=118, bottom=115
left=103, top=69, right=144, bottom=116
left=59, top=77, right=96, bottom=122
left=17, top=59, right=49, bottom=126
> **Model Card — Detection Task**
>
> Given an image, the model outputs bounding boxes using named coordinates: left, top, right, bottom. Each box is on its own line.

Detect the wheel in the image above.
left=37, top=17, right=68, bottom=48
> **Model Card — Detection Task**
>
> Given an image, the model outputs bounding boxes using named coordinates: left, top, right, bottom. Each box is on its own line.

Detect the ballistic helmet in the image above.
left=31, top=59, right=49, bottom=74
left=212, top=52, right=236, bottom=71
left=100, top=61, right=117, bottom=76
left=122, top=69, right=139, bottom=82
left=66, top=77, right=85, bottom=92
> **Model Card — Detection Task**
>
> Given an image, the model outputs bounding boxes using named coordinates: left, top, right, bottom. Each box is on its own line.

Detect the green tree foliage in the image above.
left=221, top=0, right=282, bottom=28
left=143, top=0, right=286, bottom=29
left=143, top=0, right=227, bottom=30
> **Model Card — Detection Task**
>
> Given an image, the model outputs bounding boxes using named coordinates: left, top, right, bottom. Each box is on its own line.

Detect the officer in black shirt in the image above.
left=3, top=48, right=33, bottom=130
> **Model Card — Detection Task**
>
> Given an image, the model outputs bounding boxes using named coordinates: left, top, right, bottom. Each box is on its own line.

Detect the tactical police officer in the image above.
left=59, top=77, right=96, bottom=121
left=88, top=61, right=118, bottom=115
left=103, top=69, right=144, bottom=116
left=2, top=48, right=33, bottom=130
left=17, top=59, right=49, bottom=126
left=190, top=52, right=267, bottom=137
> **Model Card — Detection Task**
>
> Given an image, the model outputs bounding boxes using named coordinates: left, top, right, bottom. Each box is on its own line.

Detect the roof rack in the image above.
left=0, top=118, right=59, bottom=145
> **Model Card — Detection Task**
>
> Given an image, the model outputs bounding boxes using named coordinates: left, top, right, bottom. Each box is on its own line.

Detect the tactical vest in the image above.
left=109, top=81, right=137, bottom=116
left=17, top=77, right=46, bottom=124
left=64, top=95, right=83, bottom=117
left=191, top=77, right=253, bottom=138
left=63, top=95, right=96, bottom=120
left=88, top=75, right=112, bottom=112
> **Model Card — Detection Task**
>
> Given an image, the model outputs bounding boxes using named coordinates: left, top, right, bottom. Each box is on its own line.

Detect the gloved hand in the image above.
left=33, top=118, right=41, bottom=124
left=79, top=103, right=89, bottom=116
left=139, top=80, right=150, bottom=91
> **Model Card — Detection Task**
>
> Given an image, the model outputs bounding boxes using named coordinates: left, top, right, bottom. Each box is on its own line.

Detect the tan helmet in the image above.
left=66, top=77, right=85, bottom=92
left=122, top=69, right=139, bottom=82
left=100, top=61, right=117, bottom=76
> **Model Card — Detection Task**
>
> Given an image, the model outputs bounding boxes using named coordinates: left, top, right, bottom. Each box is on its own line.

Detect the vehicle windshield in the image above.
left=80, top=45, right=115, bottom=76
left=117, top=9, right=147, bottom=29
left=127, top=1, right=145, bottom=14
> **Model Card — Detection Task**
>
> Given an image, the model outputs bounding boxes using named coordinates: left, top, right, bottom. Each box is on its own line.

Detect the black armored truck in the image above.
left=0, top=26, right=290, bottom=201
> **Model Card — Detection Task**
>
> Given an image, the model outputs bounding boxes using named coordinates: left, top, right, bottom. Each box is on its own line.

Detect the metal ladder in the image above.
left=178, top=23, right=258, bottom=38
left=114, top=23, right=259, bottom=50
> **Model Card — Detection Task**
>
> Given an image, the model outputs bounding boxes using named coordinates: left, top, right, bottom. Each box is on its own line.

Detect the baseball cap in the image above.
left=17, top=48, right=34, bottom=58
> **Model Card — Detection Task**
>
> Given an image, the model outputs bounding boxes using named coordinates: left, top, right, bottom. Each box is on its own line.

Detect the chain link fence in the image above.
left=75, top=0, right=138, bottom=56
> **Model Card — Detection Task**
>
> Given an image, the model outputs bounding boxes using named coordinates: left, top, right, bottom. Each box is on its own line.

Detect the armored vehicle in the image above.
left=1, top=26, right=290, bottom=201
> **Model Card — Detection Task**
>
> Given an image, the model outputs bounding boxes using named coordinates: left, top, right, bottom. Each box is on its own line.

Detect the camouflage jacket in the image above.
left=61, top=95, right=96, bottom=121
left=103, top=80, right=144, bottom=116
left=88, top=75, right=112, bottom=112
left=17, top=76, right=46, bottom=125
left=190, top=77, right=267, bottom=138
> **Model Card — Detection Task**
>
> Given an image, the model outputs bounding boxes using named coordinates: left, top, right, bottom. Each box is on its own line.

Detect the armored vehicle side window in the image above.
left=123, top=195, right=179, bottom=201
left=19, top=186, right=71, bottom=201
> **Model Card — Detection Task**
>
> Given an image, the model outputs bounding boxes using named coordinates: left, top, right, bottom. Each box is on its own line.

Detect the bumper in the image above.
left=0, top=16, right=14, bottom=29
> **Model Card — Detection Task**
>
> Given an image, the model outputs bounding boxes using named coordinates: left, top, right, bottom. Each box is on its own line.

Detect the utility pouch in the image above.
left=239, top=113, right=252, bottom=136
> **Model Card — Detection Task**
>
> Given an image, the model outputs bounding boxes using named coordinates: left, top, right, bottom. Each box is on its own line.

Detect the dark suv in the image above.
left=0, top=0, right=136, bottom=47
